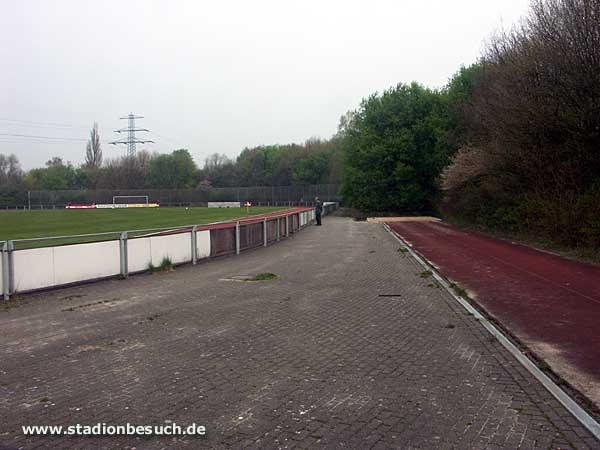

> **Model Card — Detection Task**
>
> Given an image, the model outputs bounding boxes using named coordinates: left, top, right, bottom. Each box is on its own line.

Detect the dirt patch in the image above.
left=61, top=298, right=122, bottom=312
left=220, top=273, right=278, bottom=282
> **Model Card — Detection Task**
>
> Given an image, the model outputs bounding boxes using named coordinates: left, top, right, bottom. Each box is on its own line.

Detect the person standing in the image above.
left=315, top=196, right=323, bottom=226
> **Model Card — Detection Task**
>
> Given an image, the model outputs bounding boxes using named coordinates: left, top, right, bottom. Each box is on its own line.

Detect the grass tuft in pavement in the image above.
left=449, top=282, right=468, bottom=298
left=148, top=257, right=174, bottom=273
left=247, top=273, right=278, bottom=281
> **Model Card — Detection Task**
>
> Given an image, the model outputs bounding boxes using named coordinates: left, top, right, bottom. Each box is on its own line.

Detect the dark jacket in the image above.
left=315, top=200, right=323, bottom=214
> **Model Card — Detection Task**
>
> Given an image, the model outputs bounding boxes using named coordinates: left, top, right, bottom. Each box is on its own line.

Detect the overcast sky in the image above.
left=1, top=0, right=530, bottom=169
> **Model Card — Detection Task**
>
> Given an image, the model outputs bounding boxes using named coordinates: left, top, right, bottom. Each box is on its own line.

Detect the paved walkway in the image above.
left=387, top=221, right=600, bottom=409
left=0, top=218, right=598, bottom=449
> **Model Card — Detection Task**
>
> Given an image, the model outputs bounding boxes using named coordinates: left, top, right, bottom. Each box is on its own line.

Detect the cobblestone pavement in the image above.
left=0, top=217, right=598, bottom=450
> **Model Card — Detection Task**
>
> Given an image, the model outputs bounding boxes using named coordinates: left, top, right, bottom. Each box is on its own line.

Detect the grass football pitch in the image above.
left=0, top=207, right=282, bottom=243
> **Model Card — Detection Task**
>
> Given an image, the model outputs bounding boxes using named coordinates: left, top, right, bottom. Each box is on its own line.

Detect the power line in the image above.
left=0, top=133, right=88, bottom=142
left=142, top=120, right=185, bottom=147
left=151, top=131, right=183, bottom=147
left=0, top=139, right=112, bottom=145
left=0, top=118, right=89, bottom=130
left=109, top=113, right=153, bottom=158
left=1, top=117, right=179, bottom=148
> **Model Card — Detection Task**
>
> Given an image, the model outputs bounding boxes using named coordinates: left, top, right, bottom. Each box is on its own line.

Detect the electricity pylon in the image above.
left=109, top=113, right=154, bottom=158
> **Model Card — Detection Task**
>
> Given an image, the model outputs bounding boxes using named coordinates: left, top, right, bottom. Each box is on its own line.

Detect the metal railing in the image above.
left=0, top=205, right=342, bottom=300
left=1, top=240, right=8, bottom=300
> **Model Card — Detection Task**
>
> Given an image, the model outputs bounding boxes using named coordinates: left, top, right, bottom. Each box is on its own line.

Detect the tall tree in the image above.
left=0, top=153, right=23, bottom=185
left=342, top=82, right=452, bottom=212
left=146, top=149, right=197, bottom=188
left=85, top=122, right=102, bottom=169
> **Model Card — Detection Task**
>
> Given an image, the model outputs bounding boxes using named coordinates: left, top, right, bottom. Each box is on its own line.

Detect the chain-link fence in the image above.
left=0, top=184, right=342, bottom=209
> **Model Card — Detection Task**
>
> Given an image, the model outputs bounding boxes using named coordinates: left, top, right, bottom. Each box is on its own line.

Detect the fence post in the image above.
left=2, top=242, right=9, bottom=301
left=235, top=221, right=240, bottom=255
left=119, top=232, right=128, bottom=278
left=191, top=225, right=198, bottom=265
left=7, top=240, right=14, bottom=295
left=276, top=217, right=280, bottom=241
left=263, top=218, right=268, bottom=247
left=285, top=215, right=289, bottom=237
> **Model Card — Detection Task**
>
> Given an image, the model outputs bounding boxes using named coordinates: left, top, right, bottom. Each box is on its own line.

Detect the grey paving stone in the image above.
left=0, top=217, right=598, bottom=449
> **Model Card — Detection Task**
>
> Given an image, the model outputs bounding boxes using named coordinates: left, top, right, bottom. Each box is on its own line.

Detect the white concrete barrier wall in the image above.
left=13, top=248, right=54, bottom=292
left=6, top=211, right=313, bottom=295
left=150, top=233, right=191, bottom=265
left=54, top=241, right=120, bottom=286
left=128, top=233, right=195, bottom=273
left=196, top=230, right=211, bottom=259
left=128, top=237, right=152, bottom=273
left=12, top=241, right=120, bottom=292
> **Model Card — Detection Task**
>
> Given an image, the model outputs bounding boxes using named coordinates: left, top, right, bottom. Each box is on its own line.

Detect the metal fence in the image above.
left=0, top=184, right=342, bottom=209
left=0, top=204, right=338, bottom=300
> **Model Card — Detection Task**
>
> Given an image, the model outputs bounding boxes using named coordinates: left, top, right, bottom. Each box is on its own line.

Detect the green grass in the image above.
left=148, top=257, right=174, bottom=273
left=0, top=207, right=282, bottom=245
left=247, top=272, right=278, bottom=281
left=449, top=282, right=469, bottom=298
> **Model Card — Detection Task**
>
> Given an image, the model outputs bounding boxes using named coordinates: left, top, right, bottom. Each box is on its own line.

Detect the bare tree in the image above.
left=45, top=156, right=64, bottom=167
left=96, top=150, right=157, bottom=189
left=85, top=122, right=102, bottom=169
left=0, top=153, right=23, bottom=185
left=203, top=153, right=231, bottom=170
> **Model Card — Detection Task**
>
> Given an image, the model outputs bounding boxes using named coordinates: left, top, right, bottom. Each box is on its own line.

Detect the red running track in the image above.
left=387, top=220, right=600, bottom=404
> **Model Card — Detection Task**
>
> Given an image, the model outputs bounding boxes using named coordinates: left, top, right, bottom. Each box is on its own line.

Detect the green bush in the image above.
left=341, top=82, right=453, bottom=212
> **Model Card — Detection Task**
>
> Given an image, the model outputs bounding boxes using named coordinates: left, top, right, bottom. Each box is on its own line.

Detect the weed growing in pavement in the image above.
left=148, top=257, right=174, bottom=273
left=449, top=282, right=468, bottom=298
left=247, top=273, right=278, bottom=281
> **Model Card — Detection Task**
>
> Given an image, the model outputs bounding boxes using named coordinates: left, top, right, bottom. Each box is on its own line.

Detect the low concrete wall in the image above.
left=149, top=233, right=192, bottom=266
left=196, top=230, right=211, bottom=259
left=2, top=208, right=316, bottom=298
left=12, top=241, right=121, bottom=292
left=126, top=231, right=207, bottom=274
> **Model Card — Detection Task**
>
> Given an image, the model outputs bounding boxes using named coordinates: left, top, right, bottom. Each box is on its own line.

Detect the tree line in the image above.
left=2, top=0, right=597, bottom=253
left=0, top=133, right=343, bottom=192
left=441, top=0, right=600, bottom=253
left=341, top=0, right=600, bottom=253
